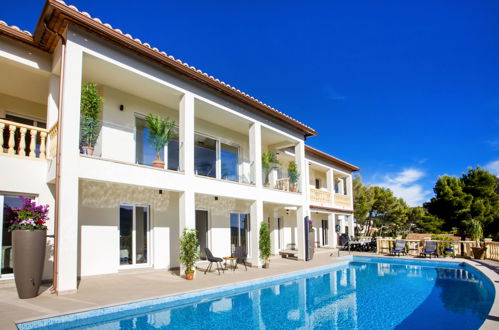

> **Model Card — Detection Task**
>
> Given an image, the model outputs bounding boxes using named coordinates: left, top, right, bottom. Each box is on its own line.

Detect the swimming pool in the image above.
left=18, top=256, right=495, bottom=329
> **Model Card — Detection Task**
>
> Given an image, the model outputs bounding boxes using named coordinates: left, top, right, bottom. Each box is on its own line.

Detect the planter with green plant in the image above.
left=288, top=160, right=300, bottom=192
left=262, top=151, right=279, bottom=188
left=145, top=113, right=176, bottom=168
left=467, top=219, right=486, bottom=259
left=259, top=221, right=271, bottom=268
left=80, top=83, right=102, bottom=155
left=179, top=228, right=200, bottom=280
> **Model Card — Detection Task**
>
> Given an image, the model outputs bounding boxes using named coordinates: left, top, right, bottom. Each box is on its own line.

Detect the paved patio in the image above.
left=0, top=250, right=497, bottom=329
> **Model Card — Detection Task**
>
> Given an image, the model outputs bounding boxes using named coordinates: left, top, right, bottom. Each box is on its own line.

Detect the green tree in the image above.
left=425, top=167, right=498, bottom=239
left=178, top=228, right=199, bottom=273
left=408, top=206, right=444, bottom=233
left=352, top=175, right=373, bottom=232
left=365, top=186, right=408, bottom=236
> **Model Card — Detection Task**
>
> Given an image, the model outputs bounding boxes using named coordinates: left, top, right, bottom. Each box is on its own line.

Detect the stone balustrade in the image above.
left=0, top=119, right=50, bottom=160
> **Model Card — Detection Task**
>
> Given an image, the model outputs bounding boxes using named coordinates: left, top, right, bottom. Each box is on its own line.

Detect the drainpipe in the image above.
left=44, top=21, right=66, bottom=294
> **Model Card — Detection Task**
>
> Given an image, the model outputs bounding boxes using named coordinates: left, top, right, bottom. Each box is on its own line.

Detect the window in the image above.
left=194, top=133, right=217, bottom=178
left=221, top=143, right=238, bottom=182
left=194, top=132, right=240, bottom=182
left=230, top=213, right=249, bottom=255
left=119, top=204, right=150, bottom=266
left=135, top=116, right=179, bottom=170
left=315, top=178, right=321, bottom=189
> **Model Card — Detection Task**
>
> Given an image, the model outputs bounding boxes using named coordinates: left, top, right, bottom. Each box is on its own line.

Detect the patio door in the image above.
left=196, top=210, right=208, bottom=259
left=321, top=219, right=328, bottom=246
left=230, top=213, right=249, bottom=255
left=119, top=204, right=150, bottom=267
left=0, top=194, right=35, bottom=278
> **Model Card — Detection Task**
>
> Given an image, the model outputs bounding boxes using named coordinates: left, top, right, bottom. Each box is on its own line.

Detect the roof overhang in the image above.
left=24, top=0, right=317, bottom=137
left=306, top=145, right=360, bottom=172
left=310, top=205, right=354, bottom=214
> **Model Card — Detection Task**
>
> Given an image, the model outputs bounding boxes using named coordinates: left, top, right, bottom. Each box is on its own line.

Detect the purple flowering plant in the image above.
left=7, top=196, right=49, bottom=232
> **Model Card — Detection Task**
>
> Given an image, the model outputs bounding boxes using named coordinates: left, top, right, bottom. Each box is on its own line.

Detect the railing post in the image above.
left=40, top=131, right=47, bottom=159
left=0, top=123, right=4, bottom=153
left=29, top=129, right=37, bottom=158
left=7, top=124, right=16, bottom=155
left=19, top=127, right=27, bottom=156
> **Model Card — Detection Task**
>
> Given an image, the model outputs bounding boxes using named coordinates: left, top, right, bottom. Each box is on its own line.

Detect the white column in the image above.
left=338, top=178, right=344, bottom=195
left=249, top=123, right=262, bottom=188
left=348, top=215, right=354, bottom=237
left=326, top=169, right=334, bottom=194
left=179, top=190, right=195, bottom=273
left=179, top=93, right=194, bottom=175
left=340, top=215, right=346, bottom=234
left=294, top=141, right=306, bottom=194
left=272, top=208, right=279, bottom=255
left=250, top=199, right=263, bottom=267
left=56, top=39, right=82, bottom=294
left=47, top=74, right=60, bottom=128
left=347, top=175, right=354, bottom=206
left=328, top=213, right=337, bottom=248
left=296, top=206, right=307, bottom=260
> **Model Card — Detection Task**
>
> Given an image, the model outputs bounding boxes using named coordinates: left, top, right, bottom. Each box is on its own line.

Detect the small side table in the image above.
left=223, top=257, right=237, bottom=271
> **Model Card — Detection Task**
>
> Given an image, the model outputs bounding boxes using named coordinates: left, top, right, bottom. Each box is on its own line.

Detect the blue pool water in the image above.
left=19, top=257, right=494, bottom=329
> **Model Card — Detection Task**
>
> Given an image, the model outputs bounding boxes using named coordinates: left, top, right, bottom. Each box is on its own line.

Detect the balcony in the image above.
left=0, top=119, right=52, bottom=160
left=335, top=193, right=351, bottom=208
left=310, top=188, right=332, bottom=204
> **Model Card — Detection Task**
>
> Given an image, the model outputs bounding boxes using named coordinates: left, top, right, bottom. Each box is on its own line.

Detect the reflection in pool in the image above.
left=20, top=257, right=494, bottom=329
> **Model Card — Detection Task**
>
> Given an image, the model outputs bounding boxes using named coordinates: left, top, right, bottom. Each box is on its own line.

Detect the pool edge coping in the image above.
left=14, top=255, right=499, bottom=329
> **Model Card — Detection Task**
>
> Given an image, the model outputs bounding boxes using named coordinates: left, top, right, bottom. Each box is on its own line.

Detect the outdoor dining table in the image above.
left=347, top=240, right=370, bottom=254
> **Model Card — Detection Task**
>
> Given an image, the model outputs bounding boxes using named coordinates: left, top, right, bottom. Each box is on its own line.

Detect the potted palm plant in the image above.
left=7, top=196, right=49, bottom=299
left=179, top=228, right=199, bottom=280
left=288, top=160, right=300, bottom=192
left=259, top=221, right=271, bottom=268
left=468, top=219, right=486, bottom=259
left=145, top=113, right=176, bottom=169
left=80, top=83, right=102, bottom=155
left=262, top=151, right=279, bottom=188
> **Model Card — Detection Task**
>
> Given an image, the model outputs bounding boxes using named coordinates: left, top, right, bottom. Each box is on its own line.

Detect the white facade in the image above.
left=0, top=3, right=357, bottom=294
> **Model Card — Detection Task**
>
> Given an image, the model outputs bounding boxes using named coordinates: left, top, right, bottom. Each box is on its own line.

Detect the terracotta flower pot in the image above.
left=263, top=260, right=270, bottom=269
left=152, top=159, right=165, bottom=169
left=185, top=271, right=194, bottom=280
left=81, top=146, right=94, bottom=155
left=12, top=230, right=46, bottom=299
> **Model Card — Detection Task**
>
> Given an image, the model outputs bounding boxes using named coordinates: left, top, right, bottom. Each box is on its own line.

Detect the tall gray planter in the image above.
left=309, top=232, right=315, bottom=260
left=12, top=230, right=46, bottom=299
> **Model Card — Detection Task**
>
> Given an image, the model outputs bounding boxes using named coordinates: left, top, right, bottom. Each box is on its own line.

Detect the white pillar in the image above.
left=294, top=141, right=306, bottom=194
left=56, top=39, right=82, bottom=294
left=326, top=168, right=334, bottom=199
left=249, top=199, right=263, bottom=267
left=348, top=215, right=354, bottom=237
left=272, top=208, right=279, bottom=255
left=296, top=206, right=307, bottom=260
left=338, top=178, right=344, bottom=195
left=328, top=213, right=337, bottom=248
left=249, top=123, right=262, bottom=187
left=179, top=190, right=195, bottom=273
left=47, top=75, right=60, bottom=128
left=179, top=93, right=194, bottom=175
left=340, top=215, right=346, bottom=234
left=347, top=175, right=354, bottom=206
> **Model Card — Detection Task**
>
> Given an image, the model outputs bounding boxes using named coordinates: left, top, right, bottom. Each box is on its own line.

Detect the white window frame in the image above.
left=118, top=202, right=152, bottom=269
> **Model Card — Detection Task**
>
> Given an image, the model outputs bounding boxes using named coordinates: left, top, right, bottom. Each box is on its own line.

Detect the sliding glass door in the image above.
left=119, top=204, right=150, bottom=267
left=0, top=194, right=33, bottom=278
left=230, top=213, right=249, bottom=255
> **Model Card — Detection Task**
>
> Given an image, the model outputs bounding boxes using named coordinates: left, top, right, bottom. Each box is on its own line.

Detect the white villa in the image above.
left=0, top=0, right=359, bottom=294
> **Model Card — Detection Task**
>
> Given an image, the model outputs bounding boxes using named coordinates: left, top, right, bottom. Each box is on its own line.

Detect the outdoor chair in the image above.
left=204, top=248, right=225, bottom=275
left=420, top=241, right=438, bottom=259
left=234, top=246, right=248, bottom=271
left=390, top=239, right=406, bottom=256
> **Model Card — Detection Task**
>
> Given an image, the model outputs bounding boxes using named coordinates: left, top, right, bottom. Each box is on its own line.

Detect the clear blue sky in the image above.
left=3, top=1, right=499, bottom=206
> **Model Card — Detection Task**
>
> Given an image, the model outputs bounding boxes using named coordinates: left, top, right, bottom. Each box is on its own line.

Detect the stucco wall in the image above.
left=78, top=180, right=179, bottom=276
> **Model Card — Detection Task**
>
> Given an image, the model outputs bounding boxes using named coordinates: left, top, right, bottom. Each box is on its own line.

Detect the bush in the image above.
left=179, top=228, right=199, bottom=272
left=259, top=221, right=271, bottom=262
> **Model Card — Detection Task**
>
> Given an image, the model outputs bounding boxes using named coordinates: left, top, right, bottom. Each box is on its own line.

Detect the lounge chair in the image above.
left=204, top=248, right=225, bottom=275
left=420, top=241, right=438, bottom=259
left=234, top=246, right=248, bottom=271
left=391, top=239, right=406, bottom=256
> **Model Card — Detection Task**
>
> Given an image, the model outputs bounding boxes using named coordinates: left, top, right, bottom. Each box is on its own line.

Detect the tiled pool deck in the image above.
left=1, top=251, right=498, bottom=329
